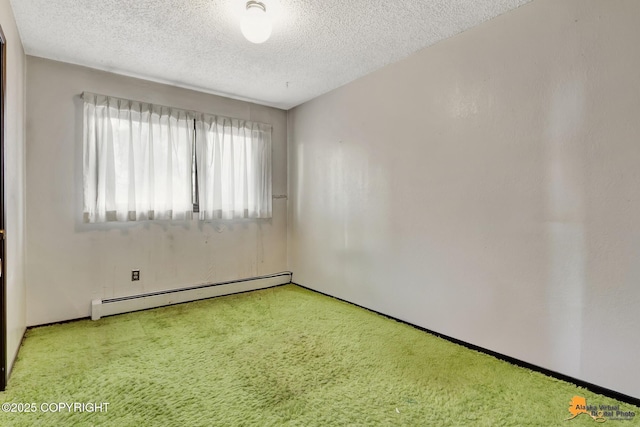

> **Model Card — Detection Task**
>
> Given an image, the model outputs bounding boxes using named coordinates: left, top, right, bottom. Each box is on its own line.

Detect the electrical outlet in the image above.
left=132, top=270, right=140, bottom=281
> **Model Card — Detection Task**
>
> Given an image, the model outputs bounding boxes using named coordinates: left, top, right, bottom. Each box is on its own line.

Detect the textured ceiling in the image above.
left=10, top=0, right=531, bottom=110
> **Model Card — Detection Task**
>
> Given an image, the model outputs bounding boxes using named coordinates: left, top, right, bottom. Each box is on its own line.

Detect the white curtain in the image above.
left=83, top=93, right=194, bottom=222
left=196, top=113, right=272, bottom=219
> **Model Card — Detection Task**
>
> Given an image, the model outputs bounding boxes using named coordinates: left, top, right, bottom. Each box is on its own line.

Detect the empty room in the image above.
left=1, top=0, right=639, bottom=425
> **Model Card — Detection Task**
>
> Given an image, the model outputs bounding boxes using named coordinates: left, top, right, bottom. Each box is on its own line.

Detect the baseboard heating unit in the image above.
left=91, top=271, right=292, bottom=320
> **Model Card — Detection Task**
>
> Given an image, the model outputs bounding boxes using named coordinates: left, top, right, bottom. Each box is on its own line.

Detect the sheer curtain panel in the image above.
left=83, top=93, right=194, bottom=222
left=196, top=114, right=272, bottom=219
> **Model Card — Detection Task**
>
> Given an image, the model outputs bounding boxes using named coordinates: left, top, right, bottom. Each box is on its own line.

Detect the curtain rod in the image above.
left=81, top=91, right=271, bottom=129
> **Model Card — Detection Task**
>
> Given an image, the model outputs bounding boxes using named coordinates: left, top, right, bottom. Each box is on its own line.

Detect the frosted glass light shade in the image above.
left=241, top=3, right=272, bottom=44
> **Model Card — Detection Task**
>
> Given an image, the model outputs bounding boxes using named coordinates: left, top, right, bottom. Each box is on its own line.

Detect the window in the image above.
left=83, top=93, right=272, bottom=222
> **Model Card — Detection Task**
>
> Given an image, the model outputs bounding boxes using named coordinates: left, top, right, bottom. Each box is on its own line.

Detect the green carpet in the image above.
left=1, top=285, right=638, bottom=426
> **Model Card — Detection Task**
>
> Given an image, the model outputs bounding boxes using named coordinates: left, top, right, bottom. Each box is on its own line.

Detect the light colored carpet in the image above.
left=1, top=285, right=638, bottom=426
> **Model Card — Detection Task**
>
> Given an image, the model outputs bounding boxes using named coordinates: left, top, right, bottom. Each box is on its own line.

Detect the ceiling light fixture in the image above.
left=241, top=1, right=272, bottom=44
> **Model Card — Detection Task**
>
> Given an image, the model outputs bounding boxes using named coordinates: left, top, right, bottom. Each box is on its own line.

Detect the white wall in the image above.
left=0, top=0, right=27, bottom=379
left=288, top=0, right=640, bottom=399
left=26, top=57, right=287, bottom=326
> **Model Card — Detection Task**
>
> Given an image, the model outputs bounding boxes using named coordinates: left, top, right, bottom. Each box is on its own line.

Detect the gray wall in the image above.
left=26, top=57, right=288, bottom=326
left=1, top=0, right=27, bottom=380
left=288, top=0, right=640, bottom=399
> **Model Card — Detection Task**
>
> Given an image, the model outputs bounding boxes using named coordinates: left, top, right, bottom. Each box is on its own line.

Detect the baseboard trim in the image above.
left=292, top=282, right=640, bottom=408
left=28, top=276, right=293, bottom=329
left=92, top=272, right=293, bottom=320
left=28, top=316, right=90, bottom=329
